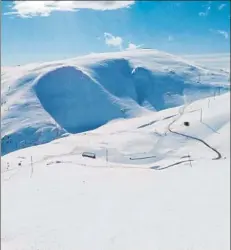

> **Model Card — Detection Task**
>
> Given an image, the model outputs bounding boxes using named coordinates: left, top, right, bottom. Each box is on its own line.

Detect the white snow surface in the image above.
left=1, top=49, right=230, bottom=155
left=181, top=53, right=230, bottom=72
left=1, top=91, right=230, bottom=250
left=1, top=49, right=230, bottom=250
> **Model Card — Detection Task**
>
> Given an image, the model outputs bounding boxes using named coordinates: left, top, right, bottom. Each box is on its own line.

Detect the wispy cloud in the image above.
left=216, top=30, right=229, bottom=39
left=168, top=35, right=174, bottom=42
left=126, top=42, right=143, bottom=50
left=199, top=6, right=210, bottom=16
left=5, top=1, right=135, bottom=18
left=218, top=3, right=226, bottom=10
left=104, top=33, right=123, bottom=50
left=210, top=29, right=229, bottom=39
left=199, top=2, right=211, bottom=17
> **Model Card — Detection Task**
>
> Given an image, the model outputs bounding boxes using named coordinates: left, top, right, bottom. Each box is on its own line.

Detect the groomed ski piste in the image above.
left=1, top=49, right=230, bottom=250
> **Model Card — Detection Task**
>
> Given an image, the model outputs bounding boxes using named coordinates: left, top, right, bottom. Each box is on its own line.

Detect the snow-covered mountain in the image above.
left=1, top=49, right=230, bottom=250
left=1, top=49, right=230, bottom=156
left=181, top=53, right=230, bottom=72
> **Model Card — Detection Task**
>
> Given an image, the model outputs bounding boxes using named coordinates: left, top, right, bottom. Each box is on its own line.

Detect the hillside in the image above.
left=2, top=91, right=230, bottom=250
left=1, top=49, right=230, bottom=155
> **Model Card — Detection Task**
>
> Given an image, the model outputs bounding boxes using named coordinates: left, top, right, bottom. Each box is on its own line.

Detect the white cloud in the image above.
left=218, top=4, right=226, bottom=10
left=126, top=42, right=143, bottom=50
left=5, top=1, right=135, bottom=18
left=104, top=33, right=123, bottom=50
left=210, top=29, right=229, bottom=39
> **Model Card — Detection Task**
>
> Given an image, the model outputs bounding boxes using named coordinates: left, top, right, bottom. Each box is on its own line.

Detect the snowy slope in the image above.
left=181, top=53, right=230, bottom=72
left=1, top=49, right=230, bottom=155
left=1, top=92, right=230, bottom=250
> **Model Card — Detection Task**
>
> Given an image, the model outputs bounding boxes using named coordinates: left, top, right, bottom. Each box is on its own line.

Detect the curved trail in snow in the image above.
left=167, top=105, right=222, bottom=160
left=153, top=159, right=194, bottom=171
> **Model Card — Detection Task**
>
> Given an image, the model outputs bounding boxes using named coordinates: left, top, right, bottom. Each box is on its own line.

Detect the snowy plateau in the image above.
left=1, top=49, right=230, bottom=250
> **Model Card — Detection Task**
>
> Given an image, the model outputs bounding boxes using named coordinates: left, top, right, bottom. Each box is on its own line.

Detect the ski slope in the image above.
left=1, top=49, right=230, bottom=155
left=1, top=90, right=230, bottom=250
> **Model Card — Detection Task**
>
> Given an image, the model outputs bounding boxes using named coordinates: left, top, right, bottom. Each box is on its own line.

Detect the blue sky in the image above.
left=2, top=1, right=230, bottom=66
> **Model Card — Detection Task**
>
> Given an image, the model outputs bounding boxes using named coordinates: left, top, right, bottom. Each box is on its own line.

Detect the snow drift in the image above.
left=1, top=49, right=230, bottom=155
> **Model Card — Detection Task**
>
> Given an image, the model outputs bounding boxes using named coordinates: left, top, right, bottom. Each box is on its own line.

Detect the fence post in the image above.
left=188, top=154, right=192, bottom=168
left=30, top=156, right=33, bottom=178
left=200, top=108, right=202, bottom=122
left=106, top=148, right=108, bottom=167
